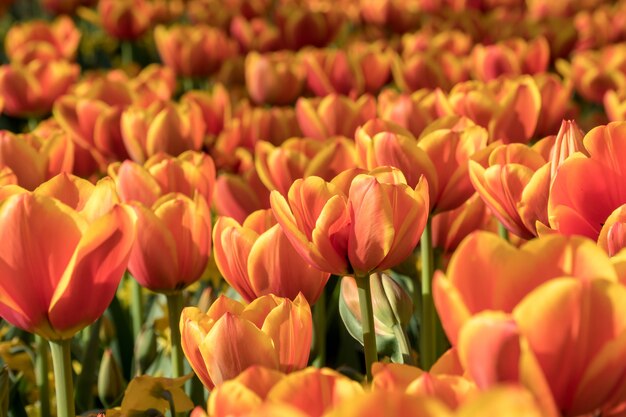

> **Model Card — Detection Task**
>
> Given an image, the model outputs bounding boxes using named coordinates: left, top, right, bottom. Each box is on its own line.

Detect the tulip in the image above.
left=245, top=52, right=305, bottom=106
left=469, top=37, right=550, bottom=82
left=181, top=84, right=232, bottom=139
left=254, top=137, right=356, bottom=196
left=121, top=100, right=205, bottom=164
left=359, top=0, right=423, bottom=33
left=266, top=367, right=364, bottom=416
left=127, top=192, right=211, bottom=293
left=457, top=276, right=626, bottom=416
left=324, top=390, right=450, bottom=417
left=97, top=0, right=153, bottom=41
left=274, top=5, right=344, bottom=50
left=295, top=94, right=377, bottom=141
left=568, top=44, right=626, bottom=103
left=548, top=121, right=626, bottom=240
left=431, top=195, right=490, bottom=254
left=301, top=43, right=393, bottom=97
left=270, top=167, right=429, bottom=276
left=155, top=24, right=238, bottom=78
left=433, top=231, right=619, bottom=345
left=129, top=64, right=177, bottom=108
left=441, top=76, right=542, bottom=144
left=0, top=60, right=80, bottom=118
left=214, top=209, right=330, bottom=304
left=534, top=73, right=575, bottom=137
left=4, top=16, right=81, bottom=64
left=108, top=151, right=216, bottom=207
left=208, top=366, right=285, bottom=417
left=97, top=349, right=126, bottom=408
left=0, top=173, right=135, bottom=340
left=214, top=170, right=271, bottom=224
left=230, top=16, right=281, bottom=53
left=180, top=294, right=312, bottom=389
left=0, top=130, right=74, bottom=190
left=376, top=89, right=440, bottom=138
left=392, top=52, right=468, bottom=93
left=41, top=0, right=95, bottom=15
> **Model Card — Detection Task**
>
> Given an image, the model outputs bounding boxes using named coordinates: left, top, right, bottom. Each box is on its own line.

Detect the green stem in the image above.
left=120, top=41, right=133, bottom=66
left=392, top=324, right=413, bottom=365
left=356, top=274, right=377, bottom=381
left=129, top=274, right=144, bottom=338
left=498, top=222, right=509, bottom=242
left=74, top=319, right=101, bottom=413
left=49, top=340, right=75, bottom=417
left=166, top=292, right=185, bottom=378
left=420, top=217, right=436, bottom=370
left=35, top=335, right=50, bottom=417
left=312, top=290, right=327, bottom=368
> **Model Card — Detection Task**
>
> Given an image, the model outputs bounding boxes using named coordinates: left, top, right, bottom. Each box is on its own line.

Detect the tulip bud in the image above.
left=98, top=349, right=126, bottom=408
left=134, top=327, right=158, bottom=375
left=339, top=273, right=413, bottom=362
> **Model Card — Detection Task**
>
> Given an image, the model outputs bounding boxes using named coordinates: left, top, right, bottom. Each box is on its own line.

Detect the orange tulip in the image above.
left=392, top=52, right=468, bottom=93
left=108, top=151, right=216, bottom=207
left=0, top=130, right=74, bottom=190
left=534, top=73, right=575, bottom=137
left=208, top=366, right=285, bottom=417
left=359, top=0, right=423, bottom=33
left=0, top=173, right=136, bottom=340
left=567, top=44, right=626, bottom=103
left=457, top=275, right=626, bottom=416
left=440, top=76, right=542, bottom=144
left=301, top=43, right=393, bottom=97
left=433, top=231, right=619, bottom=345
left=230, top=16, right=281, bottom=53
left=180, top=294, right=312, bottom=389
left=469, top=143, right=549, bottom=239
left=0, top=60, right=79, bottom=118
left=295, top=94, right=377, bottom=141
left=127, top=192, right=211, bottom=293
left=255, top=137, right=356, bottom=196
left=181, top=84, right=232, bottom=139
left=128, top=64, right=177, bottom=108
left=274, top=5, right=344, bottom=50
left=548, top=121, right=626, bottom=240
left=431, top=194, right=490, bottom=254
left=469, top=37, right=550, bottom=82
left=121, top=100, right=205, bottom=164
left=376, top=89, right=440, bottom=138
left=245, top=52, right=305, bottom=106
left=270, top=167, right=429, bottom=276
left=97, top=0, right=153, bottom=40
left=5, top=16, right=81, bottom=64
left=213, top=209, right=330, bottom=303
left=155, top=24, right=238, bottom=78
left=323, top=390, right=449, bottom=417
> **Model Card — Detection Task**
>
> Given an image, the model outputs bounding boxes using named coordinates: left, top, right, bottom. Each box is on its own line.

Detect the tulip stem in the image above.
left=35, top=335, right=50, bottom=417
left=166, top=292, right=185, bottom=379
left=312, top=290, right=327, bottom=367
left=420, top=217, right=436, bottom=370
left=74, top=319, right=101, bottom=412
left=356, top=274, right=377, bottom=381
left=129, top=273, right=144, bottom=338
left=498, top=222, right=509, bottom=242
left=49, top=339, right=75, bottom=417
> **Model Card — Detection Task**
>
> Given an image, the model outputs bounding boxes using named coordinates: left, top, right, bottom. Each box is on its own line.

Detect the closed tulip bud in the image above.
left=134, top=326, right=158, bottom=374
left=180, top=294, right=312, bottom=389
left=377, top=89, right=439, bottom=138
left=340, top=273, right=412, bottom=341
left=98, top=349, right=126, bottom=407
left=0, top=173, right=136, bottom=340
left=5, top=16, right=81, bottom=64
left=181, top=85, right=232, bottom=138
left=128, top=192, right=211, bottom=293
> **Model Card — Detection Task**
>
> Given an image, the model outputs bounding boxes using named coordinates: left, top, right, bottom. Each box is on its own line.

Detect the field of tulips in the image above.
left=2, top=0, right=626, bottom=416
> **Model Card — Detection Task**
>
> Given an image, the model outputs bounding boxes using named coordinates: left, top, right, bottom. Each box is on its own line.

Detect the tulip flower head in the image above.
left=180, top=294, right=312, bottom=389
left=0, top=173, right=136, bottom=340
